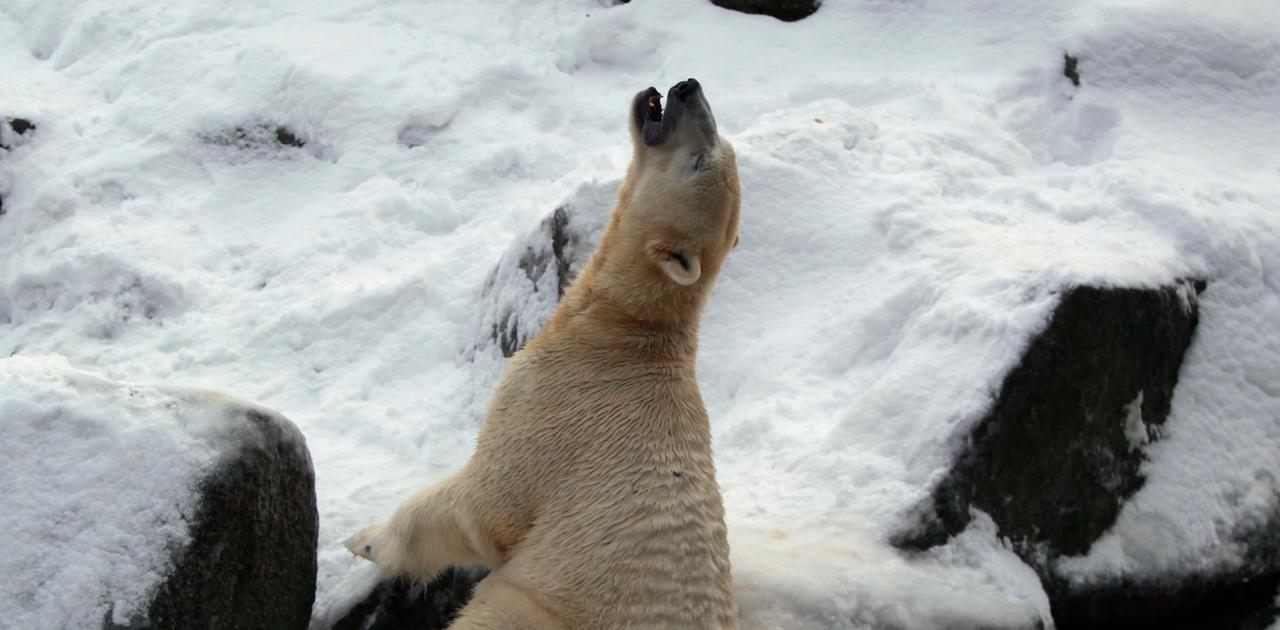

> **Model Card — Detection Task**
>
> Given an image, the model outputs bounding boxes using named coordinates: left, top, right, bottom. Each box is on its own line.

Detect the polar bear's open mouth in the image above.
left=639, top=86, right=666, bottom=146
left=633, top=78, right=712, bottom=148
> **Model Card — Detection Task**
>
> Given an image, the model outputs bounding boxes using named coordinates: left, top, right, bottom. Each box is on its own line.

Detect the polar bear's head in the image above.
left=622, top=78, right=741, bottom=288
left=582, top=79, right=740, bottom=326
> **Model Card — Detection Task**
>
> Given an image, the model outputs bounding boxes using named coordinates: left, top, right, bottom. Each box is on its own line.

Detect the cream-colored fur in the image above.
left=346, top=79, right=741, bottom=629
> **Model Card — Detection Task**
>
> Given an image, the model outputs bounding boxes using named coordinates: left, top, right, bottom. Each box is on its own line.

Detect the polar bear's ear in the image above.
left=648, top=240, right=701, bottom=286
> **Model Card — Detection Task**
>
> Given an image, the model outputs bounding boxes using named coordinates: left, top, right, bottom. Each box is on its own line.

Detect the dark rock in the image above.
left=9, top=118, right=36, bottom=136
left=1050, top=570, right=1280, bottom=630
left=894, top=282, right=1203, bottom=555
left=3, top=360, right=318, bottom=629
left=139, top=406, right=318, bottom=630
left=890, top=281, right=1280, bottom=627
left=1050, top=505, right=1280, bottom=628
left=331, top=568, right=489, bottom=630
left=710, top=0, right=820, bottom=22
left=274, top=127, right=305, bottom=148
left=1, top=117, right=37, bottom=151
left=1064, top=54, right=1081, bottom=87
left=1, top=117, right=37, bottom=216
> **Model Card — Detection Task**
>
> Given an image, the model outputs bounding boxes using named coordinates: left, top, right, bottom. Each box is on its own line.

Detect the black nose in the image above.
left=673, top=78, right=701, bottom=101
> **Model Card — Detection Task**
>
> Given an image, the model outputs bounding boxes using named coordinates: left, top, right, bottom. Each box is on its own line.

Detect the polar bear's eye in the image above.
left=692, top=152, right=710, bottom=173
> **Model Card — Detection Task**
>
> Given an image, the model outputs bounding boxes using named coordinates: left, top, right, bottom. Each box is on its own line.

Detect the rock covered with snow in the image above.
left=887, top=280, right=1272, bottom=627
left=0, top=356, right=317, bottom=629
left=465, top=179, right=614, bottom=384
left=895, top=281, right=1204, bottom=555
left=710, top=0, right=821, bottom=23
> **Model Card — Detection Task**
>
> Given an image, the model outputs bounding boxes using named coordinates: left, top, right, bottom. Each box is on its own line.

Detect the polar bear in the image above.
left=346, top=78, right=741, bottom=629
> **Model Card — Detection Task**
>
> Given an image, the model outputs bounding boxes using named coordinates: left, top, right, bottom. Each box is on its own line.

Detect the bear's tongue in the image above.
left=643, top=91, right=664, bottom=146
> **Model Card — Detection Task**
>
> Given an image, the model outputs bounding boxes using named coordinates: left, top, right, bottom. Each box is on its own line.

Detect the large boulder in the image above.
left=894, top=282, right=1205, bottom=555
left=893, top=281, right=1280, bottom=627
left=465, top=180, right=614, bottom=376
left=0, top=356, right=317, bottom=629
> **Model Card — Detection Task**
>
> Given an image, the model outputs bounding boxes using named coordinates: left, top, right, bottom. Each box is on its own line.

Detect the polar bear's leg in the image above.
left=448, top=575, right=565, bottom=630
left=344, top=478, right=501, bottom=581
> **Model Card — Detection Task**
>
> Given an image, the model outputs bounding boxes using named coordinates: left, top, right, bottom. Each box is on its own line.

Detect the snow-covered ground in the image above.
left=2, top=0, right=1278, bottom=627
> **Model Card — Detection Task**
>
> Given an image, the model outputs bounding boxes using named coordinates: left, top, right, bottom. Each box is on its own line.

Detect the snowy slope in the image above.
left=2, top=0, right=1279, bottom=627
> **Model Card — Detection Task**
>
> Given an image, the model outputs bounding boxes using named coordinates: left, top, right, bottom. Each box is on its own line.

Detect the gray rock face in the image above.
left=467, top=180, right=614, bottom=364
left=139, top=407, right=319, bottom=630
left=895, top=282, right=1204, bottom=556
left=892, top=280, right=1280, bottom=627
left=0, top=358, right=317, bottom=629
left=710, top=0, right=821, bottom=22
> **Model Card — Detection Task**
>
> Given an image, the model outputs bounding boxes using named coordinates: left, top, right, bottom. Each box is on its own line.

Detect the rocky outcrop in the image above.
left=467, top=180, right=614, bottom=363
left=894, top=282, right=1204, bottom=556
left=710, top=0, right=821, bottom=22
left=0, top=357, right=317, bottom=629
left=890, top=281, right=1278, bottom=627
left=142, top=406, right=319, bottom=630
left=331, top=568, right=489, bottom=630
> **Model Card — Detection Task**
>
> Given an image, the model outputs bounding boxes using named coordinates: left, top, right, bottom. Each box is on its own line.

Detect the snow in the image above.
left=0, top=356, right=290, bottom=627
left=2, top=0, right=1279, bottom=627
left=1123, top=391, right=1148, bottom=451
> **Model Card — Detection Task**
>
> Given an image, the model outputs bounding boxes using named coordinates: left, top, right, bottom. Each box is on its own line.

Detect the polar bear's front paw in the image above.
left=343, top=524, right=383, bottom=562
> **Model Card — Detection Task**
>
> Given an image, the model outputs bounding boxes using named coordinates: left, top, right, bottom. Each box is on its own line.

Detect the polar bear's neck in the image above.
left=535, top=283, right=703, bottom=362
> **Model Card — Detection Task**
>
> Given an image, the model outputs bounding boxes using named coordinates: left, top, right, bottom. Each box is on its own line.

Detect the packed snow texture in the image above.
left=2, top=0, right=1278, bottom=627
left=0, top=356, right=297, bottom=627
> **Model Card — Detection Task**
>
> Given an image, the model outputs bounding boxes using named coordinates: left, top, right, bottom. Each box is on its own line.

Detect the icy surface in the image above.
left=0, top=356, right=284, bottom=627
left=2, top=0, right=1279, bottom=627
